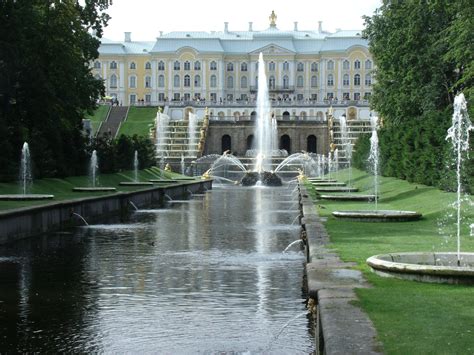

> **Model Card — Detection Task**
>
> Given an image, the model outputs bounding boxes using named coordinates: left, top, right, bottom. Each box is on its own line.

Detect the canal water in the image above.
left=0, top=185, right=315, bottom=353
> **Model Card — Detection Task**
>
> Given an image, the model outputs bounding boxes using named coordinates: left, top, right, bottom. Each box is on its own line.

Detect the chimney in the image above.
left=318, top=21, right=323, bottom=33
left=294, top=22, right=298, bottom=31
left=224, top=22, right=229, bottom=33
left=248, top=22, right=253, bottom=32
left=124, top=32, right=131, bottom=42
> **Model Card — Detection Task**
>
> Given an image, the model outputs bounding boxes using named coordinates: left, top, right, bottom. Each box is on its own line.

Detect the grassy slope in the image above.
left=307, top=169, right=474, bottom=354
left=118, top=107, right=157, bottom=137
left=84, top=105, right=110, bottom=135
left=0, top=167, right=190, bottom=211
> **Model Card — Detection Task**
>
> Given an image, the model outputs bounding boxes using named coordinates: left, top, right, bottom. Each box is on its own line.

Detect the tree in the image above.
left=0, top=0, right=111, bottom=180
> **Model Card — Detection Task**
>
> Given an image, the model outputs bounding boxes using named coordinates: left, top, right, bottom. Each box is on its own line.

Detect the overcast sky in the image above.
left=102, top=0, right=381, bottom=41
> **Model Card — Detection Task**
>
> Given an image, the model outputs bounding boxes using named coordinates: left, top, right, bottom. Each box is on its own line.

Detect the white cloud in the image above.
left=102, top=0, right=381, bottom=40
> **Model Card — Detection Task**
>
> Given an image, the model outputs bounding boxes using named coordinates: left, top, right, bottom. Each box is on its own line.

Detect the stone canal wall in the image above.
left=0, top=180, right=212, bottom=245
left=299, top=184, right=383, bottom=355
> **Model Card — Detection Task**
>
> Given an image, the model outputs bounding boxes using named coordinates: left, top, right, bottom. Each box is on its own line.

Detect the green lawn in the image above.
left=118, top=107, right=157, bottom=137
left=84, top=105, right=110, bottom=135
left=306, top=169, right=474, bottom=354
left=0, top=167, right=191, bottom=211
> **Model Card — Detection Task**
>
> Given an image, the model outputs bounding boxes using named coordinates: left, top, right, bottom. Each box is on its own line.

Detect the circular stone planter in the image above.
left=312, top=182, right=347, bottom=187
left=367, top=252, right=474, bottom=285
left=0, top=194, right=55, bottom=201
left=72, top=187, right=116, bottom=192
left=319, top=194, right=376, bottom=201
left=119, top=182, right=154, bottom=186
left=332, top=210, right=422, bottom=222
left=315, top=187, right=359, bottom=193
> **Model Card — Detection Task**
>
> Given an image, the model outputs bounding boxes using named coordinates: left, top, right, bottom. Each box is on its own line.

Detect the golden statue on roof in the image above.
left=269, top=10, right=277, bottom=27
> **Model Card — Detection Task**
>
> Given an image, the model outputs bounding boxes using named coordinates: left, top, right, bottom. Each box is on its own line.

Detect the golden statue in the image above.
left=269, top=10, right=277, bottom=27
left=164, top=163, right=172, bottom=172
left=330, top=142, right=337, bottom=152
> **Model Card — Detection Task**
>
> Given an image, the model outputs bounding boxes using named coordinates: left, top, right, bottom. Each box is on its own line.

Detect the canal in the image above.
left=0, top=185, right=315, bottom=353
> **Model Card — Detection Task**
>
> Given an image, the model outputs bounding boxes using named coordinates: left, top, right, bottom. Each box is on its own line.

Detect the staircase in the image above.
left=332, top=119, right=372, bottom=164
left=98, top=106, right=129, bottom=138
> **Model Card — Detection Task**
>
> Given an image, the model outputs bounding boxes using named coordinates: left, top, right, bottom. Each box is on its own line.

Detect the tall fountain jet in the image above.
left=19, top=142, right=32, bottom=195
left=254, top=52, right=272, bottom=173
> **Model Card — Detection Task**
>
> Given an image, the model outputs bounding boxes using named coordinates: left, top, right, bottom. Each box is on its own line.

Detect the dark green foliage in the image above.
left=0, top=0, right=110, bottom=181
left=362, top=1, right=473, bottom=190
left=352, top=133, right=370, bottom=171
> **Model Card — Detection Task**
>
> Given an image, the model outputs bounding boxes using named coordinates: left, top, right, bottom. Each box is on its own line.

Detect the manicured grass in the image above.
left=0, top=167, right=192, bottom=211
left=306, top=169, right=474, bottom=354
left=118, top=107, right=157, bottom=137
left=84, top=105, right=110, bottom=135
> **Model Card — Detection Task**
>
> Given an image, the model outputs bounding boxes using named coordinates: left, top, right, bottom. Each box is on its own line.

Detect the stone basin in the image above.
left=307, top=178, right=337, bottom=183
left=0, top=194, right=55, bottom=201
left=367, top=252, right=474, bottom=284
left=316, top=187, right=359, bottom=193
left=119, top=182, right=154, bottom=186
left=312, top=182, right=347, bottom=187
left=319, top=194, right=376, bottom=202
left=72, top=187, right=116, bottom=192
left=332, top=210, right=422, bottom=222
left=149, top=179, right=178, bottom=183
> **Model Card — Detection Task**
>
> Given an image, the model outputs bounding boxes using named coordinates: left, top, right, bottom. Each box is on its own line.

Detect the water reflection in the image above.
left=0, top=186, right=314, bottom=353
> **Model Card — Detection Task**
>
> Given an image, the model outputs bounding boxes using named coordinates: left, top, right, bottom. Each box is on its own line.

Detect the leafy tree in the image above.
left=0, top=0, right=111, bottom=180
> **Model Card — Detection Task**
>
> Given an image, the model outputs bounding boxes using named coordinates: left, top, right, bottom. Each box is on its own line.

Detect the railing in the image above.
left=250, top=85, right=295, bottom=92
left=209, top=116, right=327, bottom=123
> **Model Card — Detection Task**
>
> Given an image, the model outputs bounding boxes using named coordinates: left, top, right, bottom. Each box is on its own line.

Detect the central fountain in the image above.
left=73, top=150, right=116, bottom=192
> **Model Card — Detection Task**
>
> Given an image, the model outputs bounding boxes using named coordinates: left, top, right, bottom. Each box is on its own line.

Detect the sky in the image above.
left=102, top=0, right=381, bottom=41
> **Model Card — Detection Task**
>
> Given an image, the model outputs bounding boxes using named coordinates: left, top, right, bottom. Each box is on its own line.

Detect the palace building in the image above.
left=92, top=12, right=374, bottom=157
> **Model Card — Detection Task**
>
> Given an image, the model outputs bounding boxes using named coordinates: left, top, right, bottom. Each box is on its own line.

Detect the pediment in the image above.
left=250, top=44, right=295, bottom=55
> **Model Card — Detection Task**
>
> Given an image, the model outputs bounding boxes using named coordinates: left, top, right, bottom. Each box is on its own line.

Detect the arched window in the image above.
left=327, top=74, right=334, bottom=86
left=145, top=76, right=151, bottom=88
left=110, top=61, right=117, bottom=69
left=174, top=61, right=180, bottom=70
left=343, top=74, right=350, bottom=86
left=307, top=135, right=317, bottom=153
left=129, top=75, right=136, bottom=88
left=194, top=75, right=201, bottom=87
left=297, top=62, right=304, bottom=72
left=365, top=59, right=372, bottom=69
left=174, top=74, right=180, bottom=87
left=210, top=61, right=217, bottom=70
left=282, top=111, right=290, bottom=120
left=354, top=60, right=361, bottom=69
left=194, top=61, right=201, bottom=70
left=311, top=62, right=318, bottom=72
left=240, top=76, right=248, bottom=89
left=246, top=135, right=254, bottom=150
left=184, top=61, right=190, bottom=70
left=145, top=62, right=151, bottom=70
left=365, top=74, right=372, bottom=86
left=250, top=111, right=257, bottom=121
left=342, top=60, right=349, bottom=70
left=94, top=61, right=101, bottom=69
left=129, top=62, right=136, bottom=70
left=280, top=135, right=291, bottom=154
left=227, top=76, right=234, bottom=89
left=110, top=74, right=117, bottom=88
left=283, top=61, right=289, bottom=71
left=269, top=61, right=276, bottom=71
left=184, top=75, right=191, bottom=87
left=210, top=75, right=217, bottom=88
left=283, top=75, right=289, bottom=89
left=221, top=135, right=232, bottom=153
left=354, top=74, right=361, bottom=86
left=158, top=61, right=165, bottom=70
left=311, top=75, right=318, bottom=88
left=327, top=60, right=334, bottom=70
left=158, top=75, right=165, bottom=87
left=241, top=62, right=248, bottom=71
left=227, top=63, right=234, bottom=71
left=269, top=76, right=276, bottom=89
left=297, top=75, right=304, bottom=88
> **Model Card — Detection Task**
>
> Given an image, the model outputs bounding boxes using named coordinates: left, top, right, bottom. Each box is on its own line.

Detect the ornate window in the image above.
left=365, top=74, right=372, bottom=86
left=241, top=62, right=248, bottom=71
left=129, top=76, right=136, bottom=88
left=327, top=60, right=334, bottom=70
left=145, top=76, right=151, bottom=88
left=343, top=74, right=350, bottom=86
left=110, top=61, right=117, bottom=69
left=227, top=76, right=234, bottom=89
left=354, top=60, right=361, bottom=70
left=297, top=75, right=304, bottom=87
left=158, top=61, right=165, bottom=70
left=129, top=62, right=136, bottom=70
left=174, top=74, right=180, bottom=87
left=283, top=61, right=289, bottom=71
left=311, top=62, right=318, bottom=72
left=269, top=61, right=276, bottom=71
left=283, top=75, right=289, bottom=89
left=343, top=60, right=350, bottom=70
left=184, top=61, right=190, bottom=71
left=327, top=74, right=334, bottom=86
left=210, top=75, right=217, bottom=87
left=194, top=61, right=201, bottom=70
left=227, top=63, right=234, bottom=71
left=94, top=61, right=101, bottom=69
left=194, top=75, right=201, bottom=87
left=145, top=62, right=151, bottom=70
left=354, top=74, right=361, bottom=86
left=158, top=75, right=165, bottom=87
left=365, top=59, right=372, bottom=70
left=110, top=74, right=117, bottom=88
left=269, top=76, right=276, bottom=89
left=184, top=75, right=191, bottom=87
left=297, top=62, right=304, bottom=72
left=210, top=61, right=217, bottom=70
left=311, top=75, right=318, bottom=88
left=174, top=61, right=180, bottom=70
left=240, top=76, right=248, bottom=88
